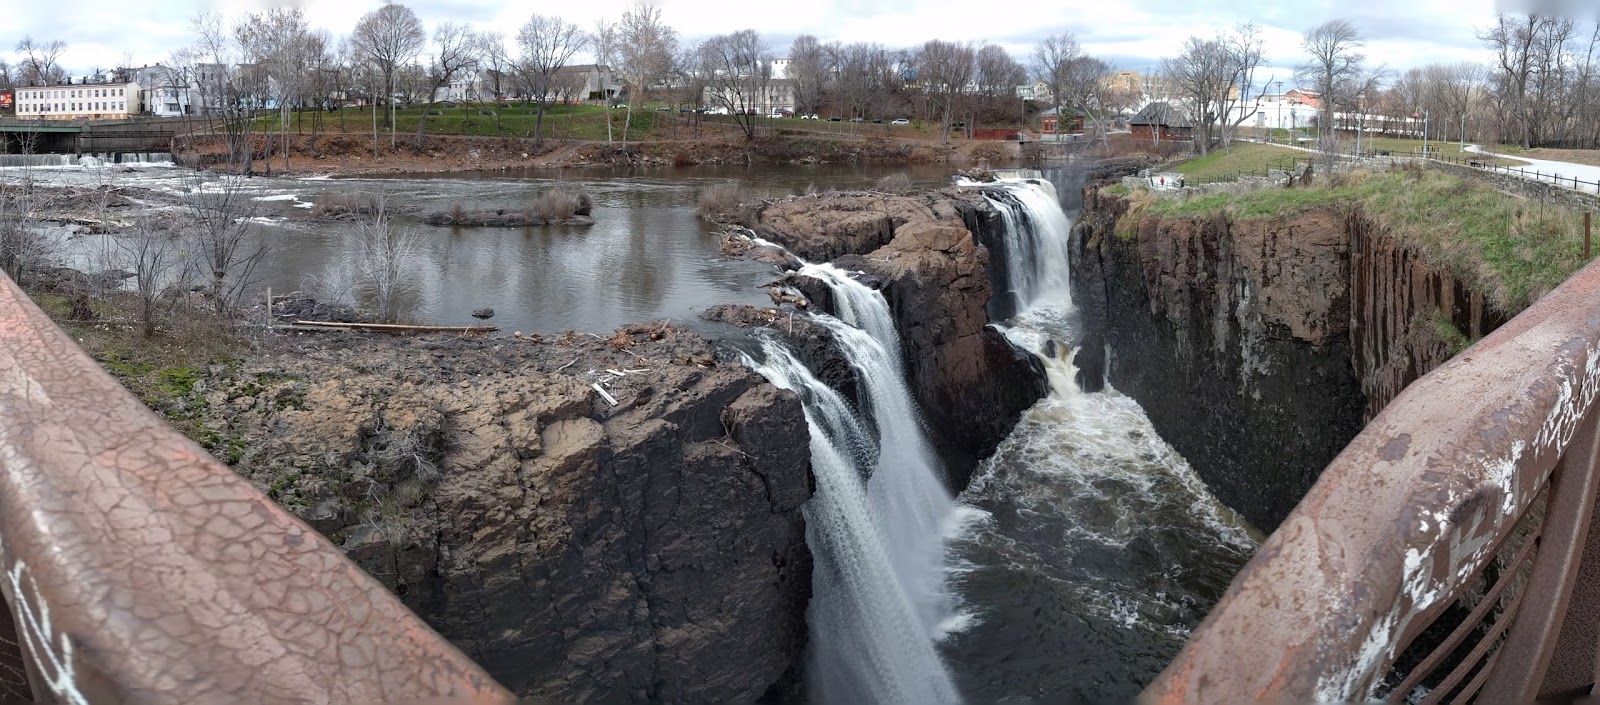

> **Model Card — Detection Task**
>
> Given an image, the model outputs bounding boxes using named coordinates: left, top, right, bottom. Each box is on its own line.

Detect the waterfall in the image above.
left=738, top=254, right=962, bottom=704
left=0, top=152, right=174, bottom=168
left=969, top=177, right=1075, bottom=314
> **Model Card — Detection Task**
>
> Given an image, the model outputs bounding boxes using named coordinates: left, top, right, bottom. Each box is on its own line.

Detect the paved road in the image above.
left=1466, top=144, right=1600, bottom=194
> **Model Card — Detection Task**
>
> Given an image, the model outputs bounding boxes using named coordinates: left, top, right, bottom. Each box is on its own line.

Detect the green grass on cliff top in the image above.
left=1172, top=143, right=1307, bottom=182
left=1136, top=167, right=1591, bottom=312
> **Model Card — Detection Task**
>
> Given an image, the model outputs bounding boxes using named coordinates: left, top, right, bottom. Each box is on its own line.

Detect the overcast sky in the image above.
left=3, top=0, right=1525, bottom=85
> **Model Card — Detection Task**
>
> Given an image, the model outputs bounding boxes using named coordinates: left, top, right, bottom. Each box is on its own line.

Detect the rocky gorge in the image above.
left=1068, top=178, right=1515, bottom=532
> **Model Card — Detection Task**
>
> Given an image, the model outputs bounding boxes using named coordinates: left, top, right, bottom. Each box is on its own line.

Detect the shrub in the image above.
left=697, top=182, right=745, bottom=222
left=312, top=192, right=379, bottom=218
left=531, top=185, right=592, bottom=221
left=874, top=172, right=913, bottom=193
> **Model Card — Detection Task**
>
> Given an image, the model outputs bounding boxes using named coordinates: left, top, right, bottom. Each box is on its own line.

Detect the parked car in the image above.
left=768, top=113, right=786, bottom=119
left=828, top=116, right=843, bottom=121
left=891, top=118, right=910, bottom=125
left=849, top=117, right=865, bottom=122
left=870, top=118, right=884, bottom=124
left=704, top=106, right=729, bottom=115
left=800, top=114, right=820, bottom=120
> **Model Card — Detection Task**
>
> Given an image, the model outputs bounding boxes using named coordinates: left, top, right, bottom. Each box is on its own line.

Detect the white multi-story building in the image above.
left=15, top=80, right=142, bottom=120
left=127, top=65, right=196, bottom=116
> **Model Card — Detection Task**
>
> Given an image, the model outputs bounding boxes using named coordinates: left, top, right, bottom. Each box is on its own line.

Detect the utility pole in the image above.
left=1275, top=80, right=1283, bottom=143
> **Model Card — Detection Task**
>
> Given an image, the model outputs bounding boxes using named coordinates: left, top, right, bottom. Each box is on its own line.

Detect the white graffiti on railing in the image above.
left=5, top=559, right=87, bottom=705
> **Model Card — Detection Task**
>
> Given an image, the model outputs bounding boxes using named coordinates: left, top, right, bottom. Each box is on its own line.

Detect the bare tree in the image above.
left=616, top=1, right=678, bottom=145
left=479, top=31, right=511, bottom=103
left=414, top=22, right=481, bottom=149
left=592, top=18, right=619, bottom=142
left=1032, top=33, right=1083, bottom=128
left=789, top=34, right=831, bottom=117
left=351, top=196, right=420, bottom=322
left=1298, top=19, right=1365, bottom=149
left=351, top=2, right=426, bottom=149
left=237, top=8, right=313, bottom=174
left=974, top=43, right=1026, bottom=128
left=516, top=15, right=588, bottom=142
left=700, top=30, right=773, bottom=139
left=1059, top=55, right=1114, bottom=145
left=0, top=134, right=53, bottom=287
left=1162, top=24, right=1269, bottom=153
left=918, top=40, right=977, bottom=143
left=15, top=37, right=66, bottom=86
left=119, top=218, right=176, bottom=338
left=833, top=42, right=880, bottom=124
left=192, top=12, right=260, bottom=174
left=182, top=173, right=270, bottom=315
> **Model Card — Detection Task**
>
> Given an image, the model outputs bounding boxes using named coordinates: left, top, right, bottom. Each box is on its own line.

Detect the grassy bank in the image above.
left=1120, top=167, right=1592, bottom=312
left=252, top=103, right=669, bottom=141
left=31, top=291, right=257, bottom=459
left=1173, top=143, right=1306, bottom=182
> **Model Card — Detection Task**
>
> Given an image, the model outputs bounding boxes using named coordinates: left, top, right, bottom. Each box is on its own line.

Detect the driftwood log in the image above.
left=291, top=320, right=498, bottom=334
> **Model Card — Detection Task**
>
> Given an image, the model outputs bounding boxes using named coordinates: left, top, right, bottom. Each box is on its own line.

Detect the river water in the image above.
left=20, top=160, right=961, bottom=334
left=10, top=158, right=1257, bottom=703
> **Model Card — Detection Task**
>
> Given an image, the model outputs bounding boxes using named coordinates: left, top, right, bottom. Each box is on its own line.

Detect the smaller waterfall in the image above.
left=0, top=152, right=174, bottom=168
left=967, top=177, right=1075, bottom=314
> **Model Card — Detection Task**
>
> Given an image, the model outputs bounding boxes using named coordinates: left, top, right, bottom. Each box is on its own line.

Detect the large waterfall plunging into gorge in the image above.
left=938, top=171, right=1260, bottom=702
left=742, top=261, right=962, bottom=704
left=737, top=169, right=1257, bottom=703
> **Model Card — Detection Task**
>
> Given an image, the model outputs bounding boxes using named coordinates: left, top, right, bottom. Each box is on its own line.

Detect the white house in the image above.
left=551, top=64, right=623, bottom=104
left=127, top=65, right=197, bottom=116
left=15, top=79, right=142, bottom=120
left=704, top=78, right=796, bottom=115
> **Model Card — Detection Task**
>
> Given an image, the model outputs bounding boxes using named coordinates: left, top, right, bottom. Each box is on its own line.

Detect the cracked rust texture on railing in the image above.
left=1142, top=256, right=1600, bottom=703
left=0, top=275, right=515, bottom=704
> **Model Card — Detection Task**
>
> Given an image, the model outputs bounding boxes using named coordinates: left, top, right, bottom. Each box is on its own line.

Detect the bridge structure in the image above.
left=1145, top=256, right=1600, bottom=703
left=0, top=120, right=176, bottom=154
left=0, top=277, right=514, bottom=703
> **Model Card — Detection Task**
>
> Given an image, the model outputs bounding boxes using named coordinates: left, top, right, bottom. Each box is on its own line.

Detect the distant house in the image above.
left=1284, top=88, right=1322, bottom=110
left=1129, top=102, right=1192, bottom=141
left=552, top=64, right=623, bottom=104
left=1038, top=107, right=1084, bottom=135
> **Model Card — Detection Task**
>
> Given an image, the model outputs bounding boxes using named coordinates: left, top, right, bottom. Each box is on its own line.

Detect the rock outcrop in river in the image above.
left=188, top=327, right=812, bottom=703
left=745, top=190, right=1048, bottom=480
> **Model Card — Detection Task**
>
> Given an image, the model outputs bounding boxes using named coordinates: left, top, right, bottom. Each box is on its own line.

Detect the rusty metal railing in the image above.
left=1144, top=257, right=1600, bottom=703
left=0, top=274, right=515, bottom=703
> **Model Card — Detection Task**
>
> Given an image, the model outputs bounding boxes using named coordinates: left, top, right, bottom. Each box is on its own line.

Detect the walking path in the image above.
left=1465, top=144, right=1600, bottom=194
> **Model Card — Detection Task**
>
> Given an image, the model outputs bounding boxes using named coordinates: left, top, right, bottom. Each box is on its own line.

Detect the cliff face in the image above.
left=191, top=328, right=812, bottom=704
left=750, top=191, right=1048, bottom=482
left=1349, top=213, right=1509, bottom=416
left=1070, top=187, right=1501, bottom=532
